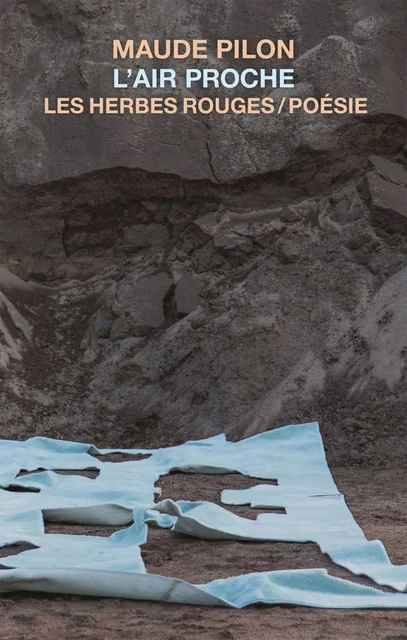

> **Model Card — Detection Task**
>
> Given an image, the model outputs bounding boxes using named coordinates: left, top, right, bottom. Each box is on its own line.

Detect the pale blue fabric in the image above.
left=1, top=422, right=406, bottom=606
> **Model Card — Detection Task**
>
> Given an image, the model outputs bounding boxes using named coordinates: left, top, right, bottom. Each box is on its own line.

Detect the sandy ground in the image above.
left=1, top=466, right=406, bottom=640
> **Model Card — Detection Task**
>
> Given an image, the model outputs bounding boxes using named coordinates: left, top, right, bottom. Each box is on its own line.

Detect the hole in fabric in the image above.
left=16, top=468, right=46, bottom=477
left=154, top=473, right=284, bottom=520
left=44, top=523, right=128, bottom=537
left=142, top=532, right=322, bottom=584
left=0, top=543, right=39, bottom=569
left=223, top=505, right=287, bottom=520
left=54, top=469, right=100, bottom=479
left=142, top=530, right=396, bottom=590
left=155, top=473, right=278, bottom=507
left=167, top=470, right=278, bottom=484
left=17, top=469, right=100, bottom=479
left=4, top=486, right=41, bottom=493
left=0, top=543, right=39, bottom=559
left=91, top=453, right=152, bottom=463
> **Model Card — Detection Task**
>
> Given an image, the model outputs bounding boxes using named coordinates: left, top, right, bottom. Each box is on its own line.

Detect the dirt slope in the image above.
left=1, top=148, right=406, bottom=466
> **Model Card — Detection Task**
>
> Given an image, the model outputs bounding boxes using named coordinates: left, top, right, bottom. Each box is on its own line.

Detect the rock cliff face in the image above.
left=0, top=1, right=406, bottom=465
left=0, top=0, right=406, bottom=185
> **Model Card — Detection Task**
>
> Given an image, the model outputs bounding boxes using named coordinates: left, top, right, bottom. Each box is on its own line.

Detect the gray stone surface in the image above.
left=174, top=275, right=202, bottom=317
left=361, top=172, right=407, bottom=235
left=276, top=238, right=302, bottom=263
left=109, top=316, right=130, bottom=342
left=1, top=151, right=407, bottom=468
left=0, top=1, right=406, bottom=186
left=367, top=156, right=407, bottom=188
left=0, top=2, right=406, bottom=472
left=121, top=225, right=170, bottom=252
left=114, top=272, right=173, bottom=335
left=214, top=230, right=253, bottom=253
left=93, top=307, right=115, bottom=339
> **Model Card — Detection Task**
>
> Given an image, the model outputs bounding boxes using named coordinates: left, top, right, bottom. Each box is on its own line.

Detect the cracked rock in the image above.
left=249, top=220, right=286, bottom=248
left=214, top=230, right=253, bottom=253
left=213, top=229, right=253, bottom=267
left=193, top=241, right=225, bottom=273
left=367, top=156, right=407, bottom=188
left=115, top=272, right=173, bottom=334
left=194, top=212, right=220, bottom=237
left=360, top=171, right=407, bottom=235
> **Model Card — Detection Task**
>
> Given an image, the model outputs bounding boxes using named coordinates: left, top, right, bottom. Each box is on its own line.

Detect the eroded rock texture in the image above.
left=0, top=0, right=406, bottom=185
left=0, top=1, right=406, bottom=467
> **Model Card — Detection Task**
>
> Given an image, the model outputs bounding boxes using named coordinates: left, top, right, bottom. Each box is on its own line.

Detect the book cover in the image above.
left=1, top=2, right=406, bottom=638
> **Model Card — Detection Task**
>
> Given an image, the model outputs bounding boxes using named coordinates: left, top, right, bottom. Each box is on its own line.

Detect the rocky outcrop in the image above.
left=0, top=1, right=406, bottom=186
left=174, top=275, right=202, bottom=317
left=0, top=268, right=35, bottom=368
left=0, top=2, right=406, bottom=468
left=1, top=150, right=406, bottom=466
left=360, top=157, right=407, bottom=235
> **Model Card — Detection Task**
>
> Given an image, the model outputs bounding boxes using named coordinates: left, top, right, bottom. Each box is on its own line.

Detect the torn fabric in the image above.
left=1, top=422, right=406, bottom=606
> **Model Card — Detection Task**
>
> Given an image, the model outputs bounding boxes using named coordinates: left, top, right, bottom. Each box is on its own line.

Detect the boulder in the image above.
left=361, top=172, right=407, bottom=235
left=109, top=316, right=130, bottom=342
left=94, top=307, right=115, bottom=339
left=194, top=212, right=220, bottom=237
left=114, top=272, right=173, bottom=334
left=174, top=275, right=202, bottom=317
left=248, top=220, right=286, bottom=249
left=214, top=230, right=253, bottom=253
left=367, top=156, right=407, bottom=188
left=192, top=241, right=225, bottom=273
